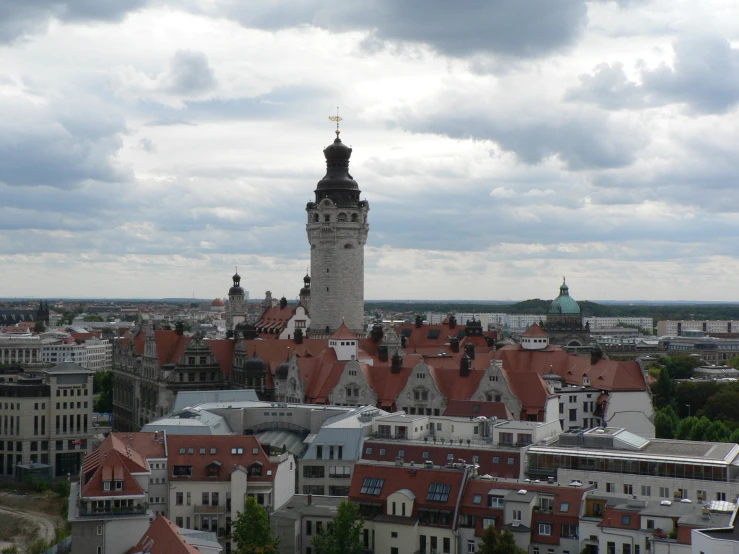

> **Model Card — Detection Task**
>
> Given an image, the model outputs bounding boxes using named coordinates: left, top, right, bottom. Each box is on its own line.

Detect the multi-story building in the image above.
left=166, top=434, right=295, bottom=553
left=664, top=335, right=739, bottom=365
left=579, top=491, right=736, bottom=554
left=271, top=494, right=344, bottom=554
left=69, top=432, right=164, bottom=554
left=585, top=317, right=654, bottom=331
left=658, top=320, right=739, bottom=336
left=41, top=338, right=112, bottom=371
left=0, top=334, right=42, bottom=365
left=526, top=427, right=739, bottom=505
left=0, top=361, right=94, bottom=479
left=305, top=128, right=369, bottom=337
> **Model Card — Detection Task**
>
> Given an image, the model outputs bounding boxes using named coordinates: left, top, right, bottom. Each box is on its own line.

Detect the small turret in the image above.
left=391, top=350, right=403, bottom=374
left=464, top=342, right=476, bottom=360
left=460, top=354, right=471, bottom=377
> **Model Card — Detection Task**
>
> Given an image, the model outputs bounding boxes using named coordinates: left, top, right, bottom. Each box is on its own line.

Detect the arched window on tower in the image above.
left=351, top=213, right=358, bottom=222
left=338, top=213, right=347, bottom=222
left=313, top=213, right=319, bottom=223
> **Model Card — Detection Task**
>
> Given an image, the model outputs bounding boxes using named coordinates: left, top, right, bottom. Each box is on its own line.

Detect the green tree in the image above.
left=650, top=366, right=674, bottom=409
left=94, top=371, right=113, bottom=413
left=231, top=496, right=280, bottom=554
left=34, top=320, right=45, bottom=333
left=704, top=420, right=731, bottom=442
left=688, top=416, right=712, bottom=442
left=675, top=417, right=697, bottom=440
left=700, top=390, right=739, bottom=423
left=311, top=500, right=364, bottom=554
left=654, top=406, right=679, bottom=439
left=729, top=428, right=739, bottom=443
left=476, top=523, right=525, bottom=554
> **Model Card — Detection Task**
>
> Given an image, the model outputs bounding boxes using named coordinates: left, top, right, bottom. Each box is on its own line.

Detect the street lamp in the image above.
left=686, top=404, right=691, bottom=418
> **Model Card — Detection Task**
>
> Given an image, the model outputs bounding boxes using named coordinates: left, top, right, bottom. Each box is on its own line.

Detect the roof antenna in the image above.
left=329, top=107, right=342, bottom=138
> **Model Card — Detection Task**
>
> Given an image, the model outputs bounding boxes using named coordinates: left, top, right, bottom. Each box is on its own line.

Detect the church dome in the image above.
left=275, top=360, right=290, bottom=378
left=548, top=279, right=580, bottom=315
left=244, top=353, right=266, bottom=373
left=315, top=135, right=360, bottom=192
left=211, top=298, right=225, bottom=307
left=229, top=271, right=244, bottom=296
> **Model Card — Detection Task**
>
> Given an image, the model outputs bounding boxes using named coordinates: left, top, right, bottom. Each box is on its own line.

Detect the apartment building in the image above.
left=349, top=460, right=469, bottom=554
left=43, top=339, right=112, bottom=372
left=579, top=492, right=736, bottom=554
left=167, top=434, right=295, bottom=553
left=69, top=433, right=164, bottom=554
left=271, top=494, right=344, bottom=554
left=0, top=362, right=94, bottom=479
left=527, top=427, right=739, bottom=504
left=658, top=320, right=739, bottom=336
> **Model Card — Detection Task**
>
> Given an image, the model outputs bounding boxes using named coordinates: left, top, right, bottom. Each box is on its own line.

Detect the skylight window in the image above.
left=210, top=448, right=216, bottom=454
left=179, top=448, right=186, bottom=454
left=427, top=484, right=451, bottom=502
left=473, top=494, right=482, bottom=505
left=360, top=478, right=384, bottom=496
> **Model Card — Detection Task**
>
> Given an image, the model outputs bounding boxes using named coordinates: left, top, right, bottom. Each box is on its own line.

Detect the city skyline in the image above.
left=2, top=1, right=739, bottom=301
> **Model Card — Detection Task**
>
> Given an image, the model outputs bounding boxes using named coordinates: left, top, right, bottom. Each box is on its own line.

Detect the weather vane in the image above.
left=329, top=107, right=342, bottom=137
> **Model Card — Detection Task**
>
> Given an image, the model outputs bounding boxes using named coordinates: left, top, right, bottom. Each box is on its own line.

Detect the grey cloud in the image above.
left=225, top=0, right=589, bottom=58
left=567, top=34, right=739, bottom=113
left=167, top=50, right=216, bottom=94
left=0, top=0, right=148, bottom=42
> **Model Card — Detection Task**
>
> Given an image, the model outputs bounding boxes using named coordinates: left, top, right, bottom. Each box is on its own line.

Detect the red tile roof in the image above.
left=522, top=323, right=548, bottom=338
left=256, top=305, right=295, bottom=336
left=131, top=515, right=201, bottom=554
left=166, top=435, right=274, bottom=482
left=443, top=400, right=512, bottom=419
left=331, top=323, right=357, bottom=340
left=81, top=434, right=149, bottom=498
left=349, top=461, right=466, bottom=522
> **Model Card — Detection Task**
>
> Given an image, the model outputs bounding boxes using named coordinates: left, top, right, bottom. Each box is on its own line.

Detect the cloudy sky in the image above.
left=2, top=0, right=739, bottom=302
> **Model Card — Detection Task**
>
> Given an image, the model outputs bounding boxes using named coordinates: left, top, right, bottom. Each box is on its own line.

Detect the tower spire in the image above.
left=329, top=107, right=342, bottom=138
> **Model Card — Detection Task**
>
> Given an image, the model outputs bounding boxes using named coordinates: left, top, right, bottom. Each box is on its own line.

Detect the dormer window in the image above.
left=103, top=481, right=111, bottom=491
left=206, top=461, right=221, bottom=478
left=115, top=480, right=123, bottom=491
left=248, top=462, right=263, bottom=477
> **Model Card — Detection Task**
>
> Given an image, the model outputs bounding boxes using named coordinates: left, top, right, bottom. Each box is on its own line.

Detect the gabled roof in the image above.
left=331, top=323, right=357, bottom=340
left=460, top=478, right=587, bottom=516
left=522, top=323, right=548, bottom=338
left=256, top=304, right=296, bottom=335
left=166, top=434, right=275, bottom=482
left=130, top=515, right=204, bottom=554
left=81, top=433, right=151, bottom=498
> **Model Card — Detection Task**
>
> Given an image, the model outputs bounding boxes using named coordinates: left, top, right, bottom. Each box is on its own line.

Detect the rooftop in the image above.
left=271, top=494, right=344, bottom=521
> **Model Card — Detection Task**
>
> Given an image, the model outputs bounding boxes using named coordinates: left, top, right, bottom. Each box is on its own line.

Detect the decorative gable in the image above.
left=469, top=360, right=522, bottom=419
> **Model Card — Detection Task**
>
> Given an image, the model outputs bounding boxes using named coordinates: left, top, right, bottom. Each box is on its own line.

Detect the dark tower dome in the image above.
left=229, top=271, right=244, bottom=295
left=300, top=273, right=311, bottom=296
left=314, top=132, right=361, bottom=207
left=275, top=360, right=290, bottom=378
left=244, top=353, right=266, bottom=374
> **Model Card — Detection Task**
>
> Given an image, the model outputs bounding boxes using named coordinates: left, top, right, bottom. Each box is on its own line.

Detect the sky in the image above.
left=2, top=1, right=739, bottom=302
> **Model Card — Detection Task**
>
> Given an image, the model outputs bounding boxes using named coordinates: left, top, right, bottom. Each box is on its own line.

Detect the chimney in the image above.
left=378, top=345, right=389, bottom=363
left=294, top=328, right=304, bottom=344
left=371, top=323, right=384, bottom=343
left=307, top=494, right=312, bottom=506
left=175, top=321, right=184, bottom=336
left=401, top=335, right=407, bottom=348
left=460, top=354, right=471, bottom=377
left=450, top=337, right=460, bottom=353
left=279, top=297, right=288, bottom=310
left=465, top=342, right=476, bottom=360
left=415, top=314, right=423, bottom=328
left=448, top=315, right=457, bottom=329
left=391, top=351, right=403, bottom=374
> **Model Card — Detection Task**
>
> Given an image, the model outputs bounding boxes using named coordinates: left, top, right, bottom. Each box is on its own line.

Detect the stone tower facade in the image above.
left=306, top=130, right=369, bottom=337
left=226, top=271, right=246, bottom=336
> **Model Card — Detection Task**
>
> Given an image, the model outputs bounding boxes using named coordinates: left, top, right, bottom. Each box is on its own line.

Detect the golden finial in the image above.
left=329, top=107, right=342, bottom=137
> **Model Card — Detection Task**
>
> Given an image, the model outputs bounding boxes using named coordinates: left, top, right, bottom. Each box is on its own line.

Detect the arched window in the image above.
left=324, top=214, right=330, bottom=223
left=338, top=213, right=347, bottom=222
left=312, top=213, right=319, bottom=223
left=351, top=213, right=358, bottom=222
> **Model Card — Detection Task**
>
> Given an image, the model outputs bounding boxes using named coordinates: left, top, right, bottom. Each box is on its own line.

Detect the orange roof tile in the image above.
left=522, top=323, right=548, bottom=337
left=331, top=323, right=357, bottom=340
left=131, top=515, right=201, bottom=554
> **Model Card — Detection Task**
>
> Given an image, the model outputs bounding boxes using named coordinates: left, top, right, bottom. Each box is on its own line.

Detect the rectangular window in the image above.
left=659, top=487, right=670, bottom=499
left=187, top=492, right=191, bottom=505
left=606, top=483, right=615, bottom=493
left=538, top=523, right=552, bottom=536
left=306, top=520, right=312, bottom=536
left=641, top=485, right=651, bottom=497
left=97, top=525, right=102, bottom=536
left=569, top=408, right=577, bottom=421
left=443, top=537, right=450, bottom=554
left=624, top=484, right=633, bottom=495
left=176, top=517, right=183, bottom=527
left=202, top=492, right=209, bottom=505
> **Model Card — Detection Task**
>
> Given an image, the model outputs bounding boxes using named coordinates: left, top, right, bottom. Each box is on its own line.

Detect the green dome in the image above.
left=548, top=279, right=581, bottom=315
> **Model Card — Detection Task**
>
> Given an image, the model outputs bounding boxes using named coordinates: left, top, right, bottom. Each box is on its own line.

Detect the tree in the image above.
left=476, top=523, right=525, bottom=554
left=688, top=416, right=712, bottom=442
left=654, top=406, right=679, bottom=439
left=231, top=496, right=280, bottom=554
left=93, top=371, right=113, bottom=413
left=704, top=420, right=731, bottom=443
left=650, top=366, right=674, bottom=409
left=311, top=500, right=364, bottom=554
left=34, top=320, right=45, bottom=334
left=675, top=417, right=696, bottom=440
left=699, top=390, right=739, bottom=423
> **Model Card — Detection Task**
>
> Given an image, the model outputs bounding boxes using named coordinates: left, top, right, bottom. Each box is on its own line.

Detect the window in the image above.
left=202, top=492, right=209, bottom=505
left=606, top=483, right=615, bottom=493
left=443, top=537, right=450, bottom=553
left=472, top=494, right=482, bottom=504
left=489, top=495, right=505, bottom=508
left=306, top=520, right=312, bottom=536
left=212, top=492, right=219, bottom=506
left=103, top=481, right=110, bottom=491
left=659, top=487, right=670, bottom=499
left=560, top=502, right=570, bottom=512
left=427, top=484, right=451, bottom=502
left=513, top=510, right=522, bottom=522
left=304, top=466, right=325, bottom=479
left=560, top=523, right=578, bottom=539
left=360, top=478, right=384, bottom=495
left=176, top=493, right=183, bottom=505
left=717, top=492, right=727, bottom=501
left=187, top=492, right=191, bottom=505
left=646, top=519, right=655, bottom=530
left=364, top=447, right=371, bottom=455
left=569, top=408, right=577, bottom=421
left=97, top=525, right=103, bottom=536
left=624, top=484, right=633, bottom=495
left=621, top=515, right=631, bottom=525
left=539, top=496, right=554, bottom=511
left=468, top=540, right=476, bottom=553
left=115, top=480, right=123, bottom=491
left=641, top=485, right=651, bottom=497
left=507, top=457, right=514, bottom=465
left=492, top=456, right=500, bottom=464
left=538, top=523, right=552, bottom=536
left=329, top=466, right=350, bottom=478
left=379, top=448, right=386, bottom=456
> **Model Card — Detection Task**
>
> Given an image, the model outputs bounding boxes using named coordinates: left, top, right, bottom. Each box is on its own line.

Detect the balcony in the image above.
left=77, top=503, right=149, bottom=517
left=194, top=504, right=226, bottom=515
